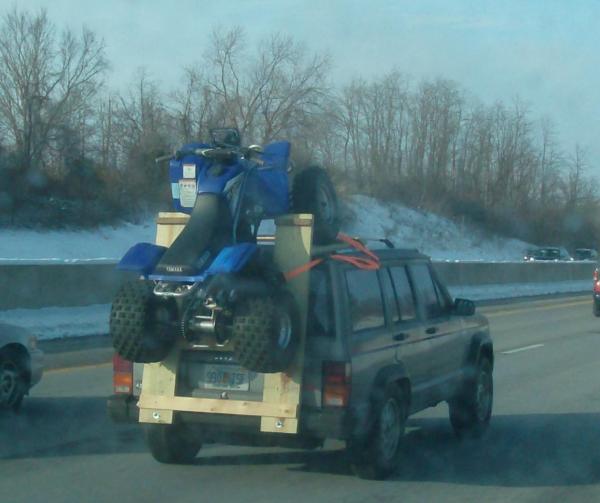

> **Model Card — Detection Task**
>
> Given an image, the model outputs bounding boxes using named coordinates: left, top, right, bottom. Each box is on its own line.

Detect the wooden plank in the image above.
left=138, top=343, right=183, bottom=424
left=138, top=395, right=297, bottom=418
left=260, top=213, right=313, bottom=433
left=156, top=212, right=190, bottom=225
left=275, top=214, right=314, bottom=227
left=138, top=217, right=185, bottom=425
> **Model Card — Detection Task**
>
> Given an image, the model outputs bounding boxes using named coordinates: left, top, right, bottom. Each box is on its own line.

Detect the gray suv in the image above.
left=109, top=248, right=493, bottom=480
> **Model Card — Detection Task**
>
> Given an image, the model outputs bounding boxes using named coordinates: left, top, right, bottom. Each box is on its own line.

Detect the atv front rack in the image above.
left=137, top=212, right=314, bottom=434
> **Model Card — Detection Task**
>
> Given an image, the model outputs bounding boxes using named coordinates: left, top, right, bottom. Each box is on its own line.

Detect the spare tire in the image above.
left=110, top=280, right=177, bottom=363
left=232, top=291, right=299, bottom=373
left=292, top=166, right=340, bottom=245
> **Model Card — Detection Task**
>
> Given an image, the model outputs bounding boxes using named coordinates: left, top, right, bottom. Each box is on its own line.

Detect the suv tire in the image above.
left=292, top=166, right=340, bottom=245
left=593, top=298, right=600, bottom=317
left=145, top=423, right=202, bottom=464
left=347, top=384, right=407, bottom=480
left=449, top=357, right=493, bottom=438
left=232, top=291, right=299, bottom=373
left=110, top=281, right=176, bottom=363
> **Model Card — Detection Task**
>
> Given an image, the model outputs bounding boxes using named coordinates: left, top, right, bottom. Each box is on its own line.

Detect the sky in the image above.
left=5, top=0, right=600, bottom=171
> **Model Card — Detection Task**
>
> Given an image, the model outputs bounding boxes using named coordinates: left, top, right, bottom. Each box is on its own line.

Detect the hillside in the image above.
left=0, top=195, right=532, bottom=262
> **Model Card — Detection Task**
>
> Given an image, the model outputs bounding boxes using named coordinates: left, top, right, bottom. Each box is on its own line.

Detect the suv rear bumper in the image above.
left=107, top=395, right=348, bottom=440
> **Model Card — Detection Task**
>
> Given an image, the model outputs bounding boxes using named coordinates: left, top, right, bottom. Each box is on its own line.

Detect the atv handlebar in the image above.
left=154, top=145, right=263, bottom=164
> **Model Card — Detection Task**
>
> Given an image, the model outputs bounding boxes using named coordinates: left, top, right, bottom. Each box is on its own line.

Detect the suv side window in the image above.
left=409, top=263, right=444, bottom=319
left=308, top=267, right=334, bottom=337
left=345, top=269, right=385, bottom=332
left=388, top=266, right=417, bottom=322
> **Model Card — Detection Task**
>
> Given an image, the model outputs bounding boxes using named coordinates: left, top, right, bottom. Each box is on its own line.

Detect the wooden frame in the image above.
left=138, top=212, right=313, bottom=434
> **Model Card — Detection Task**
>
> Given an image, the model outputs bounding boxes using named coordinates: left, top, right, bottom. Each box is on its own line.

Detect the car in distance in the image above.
left=575, top=248, right=598, bottom=261
left=523, top=248, right=538, bottom=261
left=0, top=324, right=44, bottom=411
left=529, top=246, right=573, bottom=261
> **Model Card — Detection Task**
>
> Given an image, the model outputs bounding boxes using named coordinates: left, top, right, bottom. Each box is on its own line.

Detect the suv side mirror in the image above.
left=454, top=298, right=475, bottom=316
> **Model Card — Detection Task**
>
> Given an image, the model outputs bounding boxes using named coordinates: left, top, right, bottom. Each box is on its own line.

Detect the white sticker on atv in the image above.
left=171, top=182, right=180, bottom=199
left=179, top=179, right=197, bottom=208
left=183, top=164, right=196, bottom=179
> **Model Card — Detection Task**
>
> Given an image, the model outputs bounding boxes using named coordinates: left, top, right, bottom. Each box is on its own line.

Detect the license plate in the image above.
left=179, top=179, right=197, bottom=208
left=203, top=365, right=250, bottom=391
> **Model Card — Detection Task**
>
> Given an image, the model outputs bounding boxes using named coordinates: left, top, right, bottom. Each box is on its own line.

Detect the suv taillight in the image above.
left=594, top=269, right=600, bottom=293
left=322, top=361, right=351, bottom=407
left=113, top=353, right=133, bottom=394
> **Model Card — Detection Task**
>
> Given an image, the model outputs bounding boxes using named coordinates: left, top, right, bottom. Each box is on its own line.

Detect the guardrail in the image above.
left=0, top=260, right=595, bottom=310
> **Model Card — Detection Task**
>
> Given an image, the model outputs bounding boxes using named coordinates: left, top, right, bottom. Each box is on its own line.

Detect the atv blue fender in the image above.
left=117, top=242, right=167, bottom=275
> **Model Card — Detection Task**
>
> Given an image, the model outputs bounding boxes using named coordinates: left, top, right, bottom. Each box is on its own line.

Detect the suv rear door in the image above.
left=341, top=267, right=393, bottom=411
left=408, top=262, right=463, bottom=398
left=384, top=264, right=432, bottom=410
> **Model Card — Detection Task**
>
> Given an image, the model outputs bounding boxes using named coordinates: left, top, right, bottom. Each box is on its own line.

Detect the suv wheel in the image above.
left=449, top=357, right=493, bottom=438
left=347, top=384, right=407, bottom=480
left=145, top=423, right=202, bottom=464
left=594, top=298, right=600, bottom=317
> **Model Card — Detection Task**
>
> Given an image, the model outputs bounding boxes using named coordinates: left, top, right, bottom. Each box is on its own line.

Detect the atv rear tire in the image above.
left=232, top=291, right=299, bottom=373
left=110, top=280, right=176, bottom=363
left=292, top=166, right=340, bottom=245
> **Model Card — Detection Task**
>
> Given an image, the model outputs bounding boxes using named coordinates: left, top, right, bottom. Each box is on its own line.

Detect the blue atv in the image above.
left=110, top=128, right=339, bottom=373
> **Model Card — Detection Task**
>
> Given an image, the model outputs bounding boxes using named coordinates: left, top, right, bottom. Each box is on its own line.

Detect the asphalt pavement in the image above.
left=2, top=294, right=600, bottom=503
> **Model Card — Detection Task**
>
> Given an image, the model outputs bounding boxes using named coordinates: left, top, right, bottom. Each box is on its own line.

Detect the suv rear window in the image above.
left=388, top=266, right=416, bottom=322
left=409, top=263, right=444, bottom=319
left=345, top=269, right=385, bottom=332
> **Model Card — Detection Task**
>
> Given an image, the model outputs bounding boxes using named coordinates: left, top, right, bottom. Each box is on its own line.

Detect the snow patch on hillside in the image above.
left=344, top=195, right=532, bottom=261
left=0, top=194, right=533, bottom=262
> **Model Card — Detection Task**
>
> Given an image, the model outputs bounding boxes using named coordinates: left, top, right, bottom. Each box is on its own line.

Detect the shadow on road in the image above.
left=4, top=401, right=600, bottom=488
left=0, top=396, right=144, bottom=460
left=197, top=413, right=600, bottom=486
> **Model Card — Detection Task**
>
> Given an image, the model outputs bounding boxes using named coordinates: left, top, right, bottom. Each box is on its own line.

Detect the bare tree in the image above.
left=0, top=8, right=107, bottom=176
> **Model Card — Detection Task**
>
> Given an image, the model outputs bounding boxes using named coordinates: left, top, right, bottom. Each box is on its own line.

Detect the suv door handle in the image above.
left=392, top=333, right=408, bottom=341
left=426, top=327, right=438, bottom=335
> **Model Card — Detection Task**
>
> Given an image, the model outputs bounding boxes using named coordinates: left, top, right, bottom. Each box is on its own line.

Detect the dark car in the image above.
left=109, top=246, right=494, bottom=480
left=575, top=248, right=598, bottom=261
left=529, top=246, right=573, bottom=261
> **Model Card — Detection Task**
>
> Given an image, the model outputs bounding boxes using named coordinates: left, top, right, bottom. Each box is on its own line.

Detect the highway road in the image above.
left=2, top=294, right=600, bottom=503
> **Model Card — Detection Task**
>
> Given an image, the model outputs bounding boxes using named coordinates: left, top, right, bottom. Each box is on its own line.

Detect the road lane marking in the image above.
left=485, top=299, right=590, bottom=318
left=501, top=343, right=544, bottom=355
left=46, top=362, right=111, bottom=374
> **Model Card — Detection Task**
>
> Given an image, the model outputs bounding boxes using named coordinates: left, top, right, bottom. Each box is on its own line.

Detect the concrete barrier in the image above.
left=0, top=260, right=595, bottom=309
left=0, top=261, right=135, bottom=310
left=433, top=261, right=596, bottom=287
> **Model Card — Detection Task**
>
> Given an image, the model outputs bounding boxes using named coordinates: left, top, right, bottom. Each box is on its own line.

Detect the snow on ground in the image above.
left=0, top=304, right=110, bottom=340
left=0, top=194, right=534, bottom=262
left=448, top=280, right=590, bottom=302
left=0, top=220, right=156, bottom=262
left=345, top=195, right=532, bottom=261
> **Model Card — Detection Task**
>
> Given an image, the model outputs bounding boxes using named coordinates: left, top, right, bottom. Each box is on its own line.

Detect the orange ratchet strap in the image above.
left=283, top=233, right=380, bottom=281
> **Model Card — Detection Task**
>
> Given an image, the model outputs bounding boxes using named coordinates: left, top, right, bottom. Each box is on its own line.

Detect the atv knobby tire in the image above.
left=232, top=292, right=299, bottom=373
left=292, top=166, right=340, bottom=245
left=110, top=280, right=176, bottom=363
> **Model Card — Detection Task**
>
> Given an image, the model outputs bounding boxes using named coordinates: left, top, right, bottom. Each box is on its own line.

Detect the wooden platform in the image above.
left=138, top=213, right=313, bottom=434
